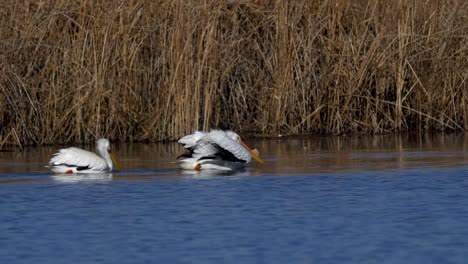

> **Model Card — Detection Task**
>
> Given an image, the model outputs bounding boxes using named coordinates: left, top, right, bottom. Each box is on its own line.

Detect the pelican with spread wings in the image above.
left=177, top=130, right=264, bottom=171
left=48, top=138, right=120, bottom=174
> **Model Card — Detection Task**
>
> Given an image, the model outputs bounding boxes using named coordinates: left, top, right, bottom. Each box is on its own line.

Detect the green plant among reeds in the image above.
left=0, top=0, right=466, bottom=146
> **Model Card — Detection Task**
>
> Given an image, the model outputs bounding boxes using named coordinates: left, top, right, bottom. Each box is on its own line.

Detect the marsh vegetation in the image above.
left=0, top=0, right=466, bottom=146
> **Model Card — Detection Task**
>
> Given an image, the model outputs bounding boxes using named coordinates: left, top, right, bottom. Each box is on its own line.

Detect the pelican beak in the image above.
left=240, top=141, right=265, bottom=164
left=108, top=150, right=121, bottom=170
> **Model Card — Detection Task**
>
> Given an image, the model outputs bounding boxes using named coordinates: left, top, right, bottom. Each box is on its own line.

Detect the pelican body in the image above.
left=177, top=130, right=264, bottom=171
left=49, top=138, right=120, bottom=174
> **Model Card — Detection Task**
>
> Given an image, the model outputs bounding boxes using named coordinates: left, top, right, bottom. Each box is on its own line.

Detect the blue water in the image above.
left=1, top=136, right=468, bottom=263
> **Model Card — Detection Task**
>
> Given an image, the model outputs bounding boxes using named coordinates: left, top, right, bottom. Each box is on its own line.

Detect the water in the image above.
left=1, top=134, right=468, bottom=263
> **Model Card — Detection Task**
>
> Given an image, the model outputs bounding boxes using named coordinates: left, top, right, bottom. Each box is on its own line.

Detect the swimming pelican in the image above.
left=48, top=138, right=120, bottom=174
left=177, top=130, right=264, bottom=171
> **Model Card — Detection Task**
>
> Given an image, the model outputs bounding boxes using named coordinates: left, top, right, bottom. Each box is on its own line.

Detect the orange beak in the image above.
left=108, top=150, right=121, bottom=170
left=240, top=141, right=265, bottom=164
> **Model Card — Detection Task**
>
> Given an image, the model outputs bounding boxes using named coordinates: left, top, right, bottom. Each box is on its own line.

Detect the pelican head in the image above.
left=96, top=138, right=120, bottom=170
left=225, top=131, right=265, bottom=164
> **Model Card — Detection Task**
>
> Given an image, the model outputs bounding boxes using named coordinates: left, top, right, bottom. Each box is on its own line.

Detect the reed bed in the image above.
left=0, top=0, right=466, bottom=146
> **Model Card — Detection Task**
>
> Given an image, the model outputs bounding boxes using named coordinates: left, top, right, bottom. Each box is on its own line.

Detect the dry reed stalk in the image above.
left=0, top=0, right=466, bottom=146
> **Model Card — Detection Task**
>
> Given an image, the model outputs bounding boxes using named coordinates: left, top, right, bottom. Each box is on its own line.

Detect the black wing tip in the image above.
left=202, top=144, right=247, bottom=163
left=197, top=155, right=218, bottom=161
left=50, top=163, right=90, bottom=171
left=177, top=152, right=193, bottom=159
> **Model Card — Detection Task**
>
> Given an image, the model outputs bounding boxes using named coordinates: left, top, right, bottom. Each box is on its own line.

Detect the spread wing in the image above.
left=178, top=131, right=207, bottom=150
left=194, top=130, right=251, bottom=163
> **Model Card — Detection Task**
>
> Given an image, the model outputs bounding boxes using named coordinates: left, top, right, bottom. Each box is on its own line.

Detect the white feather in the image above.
left=178, top=131, right=207, bottom=149
left=177, top=130, right=254, bottom=171
left=48, top=138, right=115, bottom=174
left=200, top=130, right=251, bottom=162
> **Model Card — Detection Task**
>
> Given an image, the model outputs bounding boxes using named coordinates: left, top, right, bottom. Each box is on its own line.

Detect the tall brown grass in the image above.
left=0, top=0, right=466, bottom=146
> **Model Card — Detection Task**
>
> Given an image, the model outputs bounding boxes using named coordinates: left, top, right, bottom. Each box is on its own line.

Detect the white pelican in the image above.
left=48, top=138, right=120, bottom=174
left=177, top=130, right=264, bottom=171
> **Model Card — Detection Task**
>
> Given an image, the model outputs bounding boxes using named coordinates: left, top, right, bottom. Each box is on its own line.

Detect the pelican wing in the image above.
left=195, top=143, right=245, bottom=163
left=195, top=130, right=250, bottom=163
left=192, top=140, right=219, bottom=157
left=178, top=131, right=207, bottom=150
left=49, top=147, right=109, bottom=171
left=177, top=131, right=217, bottom=159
